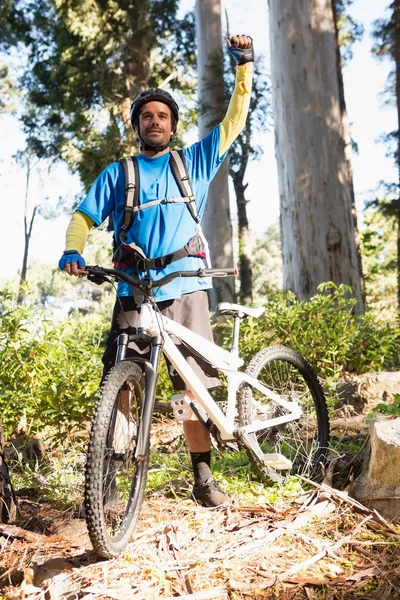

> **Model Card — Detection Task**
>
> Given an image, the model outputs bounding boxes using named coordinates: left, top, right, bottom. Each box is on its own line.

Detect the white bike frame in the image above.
left=139, top=302, right=302, bottom=442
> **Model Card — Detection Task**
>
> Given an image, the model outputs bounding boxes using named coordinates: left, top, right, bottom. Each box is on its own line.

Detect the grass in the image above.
left=147, top=444, right=304, bottom=505
left=8, top=439, right=86, bottom=510
left=6, top=413, right=374, bottom=516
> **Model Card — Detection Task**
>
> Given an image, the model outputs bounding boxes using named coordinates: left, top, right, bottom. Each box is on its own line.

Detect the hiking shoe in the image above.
left=192, top=477, right=232, bottom=508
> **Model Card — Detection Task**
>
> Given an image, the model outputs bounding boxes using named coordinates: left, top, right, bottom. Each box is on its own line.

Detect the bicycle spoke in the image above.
left=238, top=347, right=329, bottom=482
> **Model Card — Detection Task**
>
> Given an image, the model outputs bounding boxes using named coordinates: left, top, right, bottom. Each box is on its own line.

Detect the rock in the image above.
left=335, top=371, right=400, bottom=415
left=53, top=518, right=91, bottom=548
left=351, top=417, right=400, bottom=522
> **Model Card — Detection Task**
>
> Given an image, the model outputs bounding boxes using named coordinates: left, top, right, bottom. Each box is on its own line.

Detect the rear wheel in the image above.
left=238, top=346, right=329, bottom=482
left=85, top=361, right=148, bottom=558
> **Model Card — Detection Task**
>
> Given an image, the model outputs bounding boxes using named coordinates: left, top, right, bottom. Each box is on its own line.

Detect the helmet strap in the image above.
left=136, top=122, right=173, bottom=154
left=138, top=137, right=171, bottom=154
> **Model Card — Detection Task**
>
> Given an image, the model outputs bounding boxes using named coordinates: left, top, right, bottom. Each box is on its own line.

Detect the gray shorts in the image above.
left=102, top=291, right=220, bottom=390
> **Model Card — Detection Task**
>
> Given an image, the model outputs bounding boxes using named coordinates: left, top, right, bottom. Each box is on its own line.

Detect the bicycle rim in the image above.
left=85, top=361, right=149, bottom=558
left=238, top=346, right=329, bottom=480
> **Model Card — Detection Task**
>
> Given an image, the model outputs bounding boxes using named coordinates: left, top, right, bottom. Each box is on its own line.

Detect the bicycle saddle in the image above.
left=214, top=302, right=265, bottom=319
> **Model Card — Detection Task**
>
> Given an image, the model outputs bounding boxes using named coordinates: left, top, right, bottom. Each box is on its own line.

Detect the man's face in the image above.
left=138, top=101, right=173, bottom=147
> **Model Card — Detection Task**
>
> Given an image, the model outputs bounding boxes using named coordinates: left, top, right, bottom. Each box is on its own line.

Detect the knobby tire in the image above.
left=84, top=361, right=149, bottom=558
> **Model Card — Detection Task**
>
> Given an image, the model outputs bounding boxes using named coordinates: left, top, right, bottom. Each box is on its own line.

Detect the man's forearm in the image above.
left=219, top=63, right=253, bottom=158
left=65, top=211, right=94, bottom=254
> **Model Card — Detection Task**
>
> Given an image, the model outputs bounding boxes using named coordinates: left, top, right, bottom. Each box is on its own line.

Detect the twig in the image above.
left=0, top=546, right=28, bottom=586
left=322, top=456, right=342, bottom=486
left=162, top=588, right=229, bottom=600
left=298, top=476, right=400, bottom=537
left=159, top=525, right=194, bottom=596
left=279, top=514, right=372, bottom=581
left=342, top=434, right=370, bottom=470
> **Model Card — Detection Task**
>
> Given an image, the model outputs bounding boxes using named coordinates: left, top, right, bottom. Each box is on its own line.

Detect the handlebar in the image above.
left=83, top=265, right=237, bottom=292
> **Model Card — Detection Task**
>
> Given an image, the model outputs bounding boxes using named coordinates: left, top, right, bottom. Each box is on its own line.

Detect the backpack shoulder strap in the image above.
left=119, top=155, right=139, bottom=242
left=169, top=149, right=200, bottom=224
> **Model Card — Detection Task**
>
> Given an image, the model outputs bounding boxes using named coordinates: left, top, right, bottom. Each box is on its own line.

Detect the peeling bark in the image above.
left=268, top=0, right=363, bottom=312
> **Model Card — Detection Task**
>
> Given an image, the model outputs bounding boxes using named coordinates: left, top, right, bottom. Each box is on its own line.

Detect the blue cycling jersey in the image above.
left=76, top=126, right=226, bottom=301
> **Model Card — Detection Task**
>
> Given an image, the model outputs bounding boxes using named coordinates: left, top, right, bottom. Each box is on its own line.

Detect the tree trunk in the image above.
left=268, top=0, right=363, bottom=312
left=232, top=174, right=253, bottom=304
left=394, top=0, right=400, bottom=311
left=0, top=421, right=17, bottom=523
left=195, top=0, right=235, bottom=307
left=17, top=158, right=38, bottom=305
left=331, top=0, right=365, bottom=305
left=229, top=127, right=253, bottom=304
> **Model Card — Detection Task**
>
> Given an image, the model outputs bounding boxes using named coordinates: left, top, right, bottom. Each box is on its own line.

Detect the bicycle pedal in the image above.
left=171, top=394, right=193, bottom=422
left=262, top=453, right=292, bottom=470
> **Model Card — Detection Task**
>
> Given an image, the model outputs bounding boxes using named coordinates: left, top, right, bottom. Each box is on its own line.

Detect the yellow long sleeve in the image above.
left=65, top=211, right=94, bottom=254
left=219, top=63, right=253, bottom=157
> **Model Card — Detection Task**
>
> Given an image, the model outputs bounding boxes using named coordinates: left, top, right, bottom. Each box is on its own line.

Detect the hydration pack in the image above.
left=112, top=150, right=209, bottom=272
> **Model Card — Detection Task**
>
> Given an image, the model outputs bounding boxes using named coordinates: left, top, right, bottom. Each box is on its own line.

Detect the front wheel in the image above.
left=237, top=346, right=329, bottom=482
left=84, top=361, right=148, bottom=558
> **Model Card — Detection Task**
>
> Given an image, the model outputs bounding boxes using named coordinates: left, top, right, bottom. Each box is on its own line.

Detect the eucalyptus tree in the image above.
left=195, top=0, right=234, bottom=305
left=268, top=0, right=364, bottom=312
left=225, top=58, right=270, bottom=304
left=332, top=0, right=365, bottom=300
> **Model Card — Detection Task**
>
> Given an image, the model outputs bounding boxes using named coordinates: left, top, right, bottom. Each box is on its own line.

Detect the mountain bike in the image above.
left=83, top=266, right=329, bottom=558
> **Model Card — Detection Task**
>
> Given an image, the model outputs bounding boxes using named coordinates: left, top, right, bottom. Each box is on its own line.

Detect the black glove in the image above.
left=227, top=36, right=254, bottom=65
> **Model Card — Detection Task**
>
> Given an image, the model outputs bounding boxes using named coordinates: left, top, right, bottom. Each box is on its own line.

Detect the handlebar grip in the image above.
left=201, top=268, right=238, bottom=277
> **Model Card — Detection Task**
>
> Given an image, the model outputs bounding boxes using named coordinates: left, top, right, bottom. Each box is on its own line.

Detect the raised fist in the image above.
left=226, top=35, right=254, bottom=65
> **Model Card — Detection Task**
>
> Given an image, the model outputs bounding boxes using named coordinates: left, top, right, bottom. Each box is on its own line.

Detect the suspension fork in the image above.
left=135, top=334, right=163, bottom=460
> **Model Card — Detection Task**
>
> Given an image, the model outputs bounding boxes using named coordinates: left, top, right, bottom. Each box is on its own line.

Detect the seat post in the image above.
left=231, top=315, right=241, bottom=357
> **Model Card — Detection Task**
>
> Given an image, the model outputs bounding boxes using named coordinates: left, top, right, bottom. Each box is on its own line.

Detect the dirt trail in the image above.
left=1, top=478, right=400, bottom=600
left=2, top=373, right=400, bottom=599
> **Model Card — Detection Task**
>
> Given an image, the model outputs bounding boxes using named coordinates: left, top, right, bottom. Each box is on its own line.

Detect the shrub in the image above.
left=0, top=292, right=106, bottom=440
left=217, top=282, right=400, bottom=387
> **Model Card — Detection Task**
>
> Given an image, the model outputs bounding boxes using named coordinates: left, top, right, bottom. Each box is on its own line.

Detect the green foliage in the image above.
left=370, top=394, right=400, bottom=417
left=0, top=292, right=106, bottom=440
left=2, top=0, right=196, bottom=190
left=218, top=282, right=400, bottom=389
left=333, top=0, right=364, bottom=63
left=0, top=63, right=19, bottom=113
left=361, top=202, right=398, bottom=322
left=2, top=277, right=399, bottom=449
left=252, top=221, right=283, bottom=302
left=10, top=441, right=86, bottom=509
left=372, top=3, right=395, bottom=62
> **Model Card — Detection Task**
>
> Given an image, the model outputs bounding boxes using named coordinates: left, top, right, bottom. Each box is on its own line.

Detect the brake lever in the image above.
left=85, top=266, right=109, bottom=285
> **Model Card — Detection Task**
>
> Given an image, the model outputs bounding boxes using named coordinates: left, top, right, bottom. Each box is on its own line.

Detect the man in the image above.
left=59, top=35, right=254, bottom=507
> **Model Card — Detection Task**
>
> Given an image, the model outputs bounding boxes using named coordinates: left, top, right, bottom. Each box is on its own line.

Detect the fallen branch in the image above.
left=159, top=525, right=194, bottom=597
left=329, top=417, right=368, bottom=432
left=0, top=523, right=46, bottom=543
left=279, top=514, right=372, bottom=581
left=298, top=476, right=400, bottom=537
left=154, top=401, right=172, bottom=414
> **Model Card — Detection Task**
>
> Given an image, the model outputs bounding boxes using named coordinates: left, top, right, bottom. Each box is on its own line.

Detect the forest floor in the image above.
left=1, top=376, right=400, bottom=600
